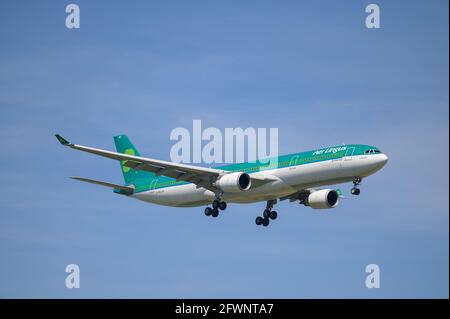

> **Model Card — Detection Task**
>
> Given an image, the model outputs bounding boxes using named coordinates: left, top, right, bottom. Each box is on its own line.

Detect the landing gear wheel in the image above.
left=351, top=177, right=362, bottom=196
left=204, top=207, right=212, bottom=216
left=256, top=200, right=278, bottom=227
left=269, top=211, right=278, bottom=220
left=255, top=216, right=263, bottom=225
left=219, top=201, right=227, bottom=211
left=211, top=208, right=219, bottom=217
left=212, top=200, right=220, bottom=209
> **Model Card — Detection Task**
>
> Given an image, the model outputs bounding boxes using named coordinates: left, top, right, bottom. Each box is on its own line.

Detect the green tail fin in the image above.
left=114, top=135, right=156, bottom=185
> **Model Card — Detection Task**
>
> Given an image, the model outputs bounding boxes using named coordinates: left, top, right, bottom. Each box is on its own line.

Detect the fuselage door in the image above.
left=149, top=179, right=159, bottom=190
left=344, top=147, right=355, bottom=161
left=288, top=155, right=299, bottom=170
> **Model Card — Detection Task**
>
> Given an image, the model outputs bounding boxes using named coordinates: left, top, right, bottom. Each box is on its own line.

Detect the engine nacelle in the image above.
left=216, top=172, right=251, bottom=193
left=306, top=189, right=339, bottom=209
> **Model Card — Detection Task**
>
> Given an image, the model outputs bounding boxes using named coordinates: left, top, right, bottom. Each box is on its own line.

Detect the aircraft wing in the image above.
left=279, top=189, right=311, bottom=202
left=55, top=135, right=274, bottom=192
left=280, top=188, right=345, bottom=202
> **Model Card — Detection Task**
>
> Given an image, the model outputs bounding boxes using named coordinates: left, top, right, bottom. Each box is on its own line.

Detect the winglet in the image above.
left=55, top=134, right=70, bottom=146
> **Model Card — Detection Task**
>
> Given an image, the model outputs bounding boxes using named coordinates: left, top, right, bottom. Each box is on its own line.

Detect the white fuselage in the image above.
left=131, top=153, right=388, bottom=207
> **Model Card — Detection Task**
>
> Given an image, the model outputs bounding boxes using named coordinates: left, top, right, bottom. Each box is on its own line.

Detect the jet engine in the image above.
left=305, top=189, right=339, bottom=209
left=216, top=172, right=251, bottom=192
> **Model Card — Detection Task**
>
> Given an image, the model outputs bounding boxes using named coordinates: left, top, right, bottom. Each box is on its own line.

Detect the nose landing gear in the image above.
left=256, top=200, right=278, bottom=227
left=351, top=177, right=362, bottom=195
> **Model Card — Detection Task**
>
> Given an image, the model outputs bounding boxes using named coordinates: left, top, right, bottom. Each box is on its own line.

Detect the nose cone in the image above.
left=377, top=154, right=389, bottom=168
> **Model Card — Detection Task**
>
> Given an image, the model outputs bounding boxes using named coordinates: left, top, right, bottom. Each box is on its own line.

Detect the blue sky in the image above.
left=0, top=0, right=448, bottom=298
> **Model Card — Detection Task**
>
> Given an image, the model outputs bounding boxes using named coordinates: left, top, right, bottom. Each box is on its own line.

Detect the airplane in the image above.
left=55, top=134, right=388, bottom=227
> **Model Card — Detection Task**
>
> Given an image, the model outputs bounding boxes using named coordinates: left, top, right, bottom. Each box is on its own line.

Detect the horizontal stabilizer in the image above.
left=70, top=177, right=134, bottom=195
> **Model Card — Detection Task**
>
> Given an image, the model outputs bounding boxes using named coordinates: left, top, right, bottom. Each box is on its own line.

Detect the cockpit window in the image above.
left=365, top=149, right=382, bottom=154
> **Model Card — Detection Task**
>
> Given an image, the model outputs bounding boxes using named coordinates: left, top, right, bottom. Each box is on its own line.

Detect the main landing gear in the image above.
left=255, top=200, right=278, bottom=227
left=351, top=177, right=362, bottom=196
left=204, top=199, right=227, bottom=218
